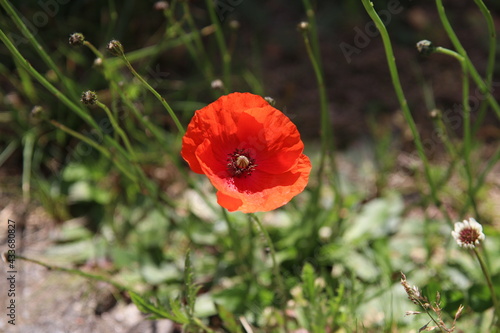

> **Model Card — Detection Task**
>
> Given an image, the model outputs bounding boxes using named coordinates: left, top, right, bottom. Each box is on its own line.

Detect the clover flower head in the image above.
left=451, top=217, right=485, bottom=249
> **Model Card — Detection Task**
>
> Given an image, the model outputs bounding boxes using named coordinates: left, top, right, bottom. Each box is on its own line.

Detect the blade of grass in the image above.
left=0, top=0, right=80, bottom=101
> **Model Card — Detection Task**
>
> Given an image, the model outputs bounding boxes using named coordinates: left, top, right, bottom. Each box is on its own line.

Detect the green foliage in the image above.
left=1, top=0, right=500, bottom=331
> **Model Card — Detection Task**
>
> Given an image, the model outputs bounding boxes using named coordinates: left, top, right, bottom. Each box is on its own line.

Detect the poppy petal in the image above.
left=197, top=138, right=311, bottom=212
left=181, top=93, right=268, bottom=174
left=235, top=107, right=304, bottom=174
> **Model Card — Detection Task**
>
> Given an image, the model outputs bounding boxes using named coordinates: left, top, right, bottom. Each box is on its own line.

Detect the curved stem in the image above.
left=0, top=28, right=101, bottom=131
left=434, top=47, right=478, bottom=217
left=204, top=0, right=231, bottom=93
left=117, top=53, right=185, bottom=134
left=16, top=255, right=129, bottom=291
left=361, top=0, right=441, bottom=210
left=0, top=0, right=79, bottom=101
left=435, top=0, right=500, bottom=119
left=473, top=248, right=500, bottom=326
left=471, top=0, right=496, bottom=136
left=96, top=100, right=137, bottom=161
left=249, top=213, right=288, bottom=331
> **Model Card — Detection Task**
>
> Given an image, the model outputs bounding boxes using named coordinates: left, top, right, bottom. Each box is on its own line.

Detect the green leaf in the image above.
left=213, top=285, right=249, bottom=314
left=216, top=304, right=243, bottom=333
left=343, top=192, right=403, bottom=244
left=129, top=291, right=183, bottom=322
left=184, top=248, right=200, bottom=318
left=170, top=298, right=190, bottom=323
left=468, top=283, right=493, bottom=312
left=302, top=262, right=316, bottom=301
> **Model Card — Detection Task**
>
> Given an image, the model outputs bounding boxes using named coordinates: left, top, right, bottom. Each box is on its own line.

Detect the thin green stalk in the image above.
left=300, top=2, right=343, bottom=228
left=221, top=209, right=242, bottom=261
left=0, top=141, right=18, bottom=167
left=22, top=131, right=35, bottom=203
left=472, top=0, right=496, bottom=91
left=48, top=120, right=138, bottom=183
left=302, top=0, right=323, bottom=70
left=299, top=28, right=338, bottom=197
left=113, top=49, right=185, bottom=134
left=460, top=145, right=500, bottom=217
left=0, top=0, right=79, bottom=101
left=112, top=82, right=168, bottom=143
left=96, top=100, right=137, bottom=161
left=16, top=255, right=129, bottom=291
left=435, top=0, right=500, bottom=119
left=104, top=31, right=202, bottom=70
left=471, top=0, right=496, bottom=136
left=82, top=42, right=169, bottom=144
left=84, top=41, right=105, bottom=59
left=473, top=248, right=500, bottom=326
left=182, top=1, right=216, bottom=82
left=0, top=28, right=101, bottom=131
left=204, top=0, right=231, bottom=92
left=249, top=213, right=288, bottom=332
left=361, top=0, right=440, bottom=208
left=434, top=47, right=479, bottom=217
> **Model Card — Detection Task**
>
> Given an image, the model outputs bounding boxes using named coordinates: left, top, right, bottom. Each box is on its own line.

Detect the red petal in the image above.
left=197, top=140, right=311, bottom=212
left=216, top=192, right=243, bottom=212
left=181, top=93, right=268, bottom=174
left=236, top=107, right=303, bottom=174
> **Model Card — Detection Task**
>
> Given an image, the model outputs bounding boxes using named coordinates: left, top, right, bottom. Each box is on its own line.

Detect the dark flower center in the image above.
left=459, top=228, right=480, bottom=245
left=227, top=149, right=257, bottom=177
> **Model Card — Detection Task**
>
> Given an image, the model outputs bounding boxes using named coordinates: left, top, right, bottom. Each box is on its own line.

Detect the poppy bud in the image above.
left=107, top=40, right=124, bottom=57
left=69, top=33, right=85, bottom=46
left=264, top=96, right=275, bottom=106
left=154, top=1, right=169, bottom=11
left=416, top=40, right=435, bottom=56
left=429, top=109, right=441, bottom=119
left=297, top=21, right=309, bottom=32
left=81, top=90, right=98, bottom=105
left=229, top=20, right=240, bottom=30
left=211, top=79, right=224, bottom=90
left=31, top=105, right=44, bottom=118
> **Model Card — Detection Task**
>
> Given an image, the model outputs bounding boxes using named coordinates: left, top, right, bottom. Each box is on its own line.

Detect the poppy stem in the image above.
left=432, top=47, right=478, bottom=219
left=300, top=0, right=344, bottom=224
left=471, top=0, right=496, bottom=137
left=249, top=213, right=288, bottom=331
left=435, top=0, right=500, bottom=119
left=361, top=0, right=452, bottom=225
left=473, top=248, right=500, bottom=326
left=204, top=0, right=231, bottom=93
left=115, top=52, right=185, bottom=135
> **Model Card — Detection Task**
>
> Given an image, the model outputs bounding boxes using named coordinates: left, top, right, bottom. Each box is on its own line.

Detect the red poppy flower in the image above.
left=181, top=92, right=311, bottom=213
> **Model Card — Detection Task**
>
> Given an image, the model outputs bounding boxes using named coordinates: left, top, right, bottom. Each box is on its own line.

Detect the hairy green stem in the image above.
left=471, top=0, right=496, bottom=136
left=48, top=120, right=138, bottom=183
left=115, top=51, right=184, bottom=134
left=0, top=28, right=101, bottom=130
left=0, top=0, right=79, bottom=101
left=250, top=213, right=288, bottom=332
left=204, top=0, right=231, bottom=92
left=22, top=131, right=35, bottom=203
left=460, top=145, right=500, bottom=217
left=435, top=0, right=500, bottom=119
left=96, top=100, right=137, bottom=161
left=473, top=248, right=500, bottom=326
left=434, top=47, right=478, bottom=217
left=361, top=0, right=440, bottom=208
left=472, top=0, right=496, bottom=91
left=16, top=255, right=129, bottom=291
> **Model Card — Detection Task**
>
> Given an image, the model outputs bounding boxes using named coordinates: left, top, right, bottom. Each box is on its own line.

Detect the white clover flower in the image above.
left=451, top=218, right=485, bottom=249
